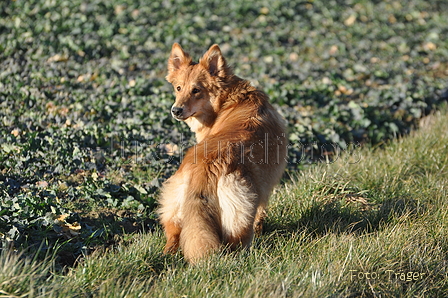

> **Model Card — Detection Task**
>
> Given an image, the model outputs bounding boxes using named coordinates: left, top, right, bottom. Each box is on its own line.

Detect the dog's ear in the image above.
left=200, top=44, right=230, bottom=78
left=168, top=43, right=191, bottom=75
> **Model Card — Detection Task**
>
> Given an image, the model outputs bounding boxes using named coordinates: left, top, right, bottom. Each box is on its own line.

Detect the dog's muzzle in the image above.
left=171, top=106, right=184, bottom=119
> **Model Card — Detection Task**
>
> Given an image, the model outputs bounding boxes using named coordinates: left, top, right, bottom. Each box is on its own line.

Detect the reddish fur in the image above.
left=162, top=220, right=181, bottom=254
left=158, top=43, right=287, bottom=263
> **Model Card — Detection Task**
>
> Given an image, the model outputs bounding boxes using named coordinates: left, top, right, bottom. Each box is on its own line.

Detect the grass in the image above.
left=2, top=106, right=447, bottom=297
left=1, top=0, right=448, bottom=296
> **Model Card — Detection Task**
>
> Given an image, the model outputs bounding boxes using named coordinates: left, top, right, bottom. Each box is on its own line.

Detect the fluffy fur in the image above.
left=158, top=43, right=287, bottom=263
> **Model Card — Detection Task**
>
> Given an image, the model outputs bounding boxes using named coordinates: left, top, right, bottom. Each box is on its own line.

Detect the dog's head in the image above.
left=166, top=43, right=232, bottom=124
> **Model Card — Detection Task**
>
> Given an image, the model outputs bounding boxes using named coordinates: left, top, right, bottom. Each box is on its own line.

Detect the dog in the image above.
left=158, top=43, right=287, bottom=263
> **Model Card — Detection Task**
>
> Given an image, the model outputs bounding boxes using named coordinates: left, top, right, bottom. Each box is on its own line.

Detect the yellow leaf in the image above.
left=67, top=222, right=81, bottom=236
left=423, top=42, right=436, bottom=51
left=68, top=222, right=81, bottom=230
left=11, top=129, right=20, bottom=137
left=90, top=72, right=98, bottom=81
left=329, top=45, right=338, bottom=55
left=47, top=54, right=68, bottom=63
left=260, top=7, right=269, bottom=15
left=55, top=214, right=70, bottom=225
left=344, top=15, right=356, bottom=26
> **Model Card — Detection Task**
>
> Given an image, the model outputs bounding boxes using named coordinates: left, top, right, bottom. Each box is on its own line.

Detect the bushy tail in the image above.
left=177, top=137, right=229, bottom=263
left=180, top=188, right=222, bottom=264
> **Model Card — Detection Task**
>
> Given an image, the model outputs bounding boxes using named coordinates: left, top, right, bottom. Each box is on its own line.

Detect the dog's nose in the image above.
left=171, top=106, right=183, bottom=118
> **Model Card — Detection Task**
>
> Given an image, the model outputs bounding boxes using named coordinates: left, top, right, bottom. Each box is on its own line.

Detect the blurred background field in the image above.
left=0, top=0, right=447, bottom=274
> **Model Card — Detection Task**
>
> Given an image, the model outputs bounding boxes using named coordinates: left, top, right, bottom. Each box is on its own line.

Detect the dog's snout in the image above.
left=171, top=106, right=183, bottom=118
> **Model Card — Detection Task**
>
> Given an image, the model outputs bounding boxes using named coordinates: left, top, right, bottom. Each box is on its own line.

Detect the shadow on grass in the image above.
left=3, top=208, right=158, bottom=271
left=264, top=196, right=425, bottom=238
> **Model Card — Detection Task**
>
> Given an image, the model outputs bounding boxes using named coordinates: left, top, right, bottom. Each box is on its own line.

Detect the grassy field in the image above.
left=2, top=106, right=448, bottom=297
left=1, top=0, right=448, bottom=296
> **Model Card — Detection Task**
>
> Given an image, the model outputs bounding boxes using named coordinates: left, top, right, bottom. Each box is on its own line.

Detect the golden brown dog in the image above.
left=158, top=43, right=287, bottom=263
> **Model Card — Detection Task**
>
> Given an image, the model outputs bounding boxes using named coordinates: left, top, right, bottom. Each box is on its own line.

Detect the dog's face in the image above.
left=166, top=43, right=231, bottom=124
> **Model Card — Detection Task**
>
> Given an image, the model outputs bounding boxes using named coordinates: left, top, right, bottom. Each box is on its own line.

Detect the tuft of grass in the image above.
left=2, top=107, right=447, bottom=297
left=0, top=248, right=55, bottom=297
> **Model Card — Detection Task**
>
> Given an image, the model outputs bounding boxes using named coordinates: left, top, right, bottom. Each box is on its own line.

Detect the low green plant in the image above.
left=1, top=0, right=448, bottom=293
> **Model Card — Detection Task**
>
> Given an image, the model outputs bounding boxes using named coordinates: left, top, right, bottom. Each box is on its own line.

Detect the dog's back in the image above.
left=158, top=43, right=287, bottom=263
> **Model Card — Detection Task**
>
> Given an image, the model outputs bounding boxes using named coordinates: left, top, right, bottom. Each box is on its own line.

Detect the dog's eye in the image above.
left=176, top=86, right=181, bottom=92
left=192, top=88, right=200, bottom=94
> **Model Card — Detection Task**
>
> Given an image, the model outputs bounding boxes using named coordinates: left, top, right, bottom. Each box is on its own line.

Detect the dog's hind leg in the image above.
left=162, top=220, right=181, bottom=254
left=253, top=205, right=267, bottom=235
left=217, top=173, right=259, bottom=249
left=158, top=173, right=188, bottom=254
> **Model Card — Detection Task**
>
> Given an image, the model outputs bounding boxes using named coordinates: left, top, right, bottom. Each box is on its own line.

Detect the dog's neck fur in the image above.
left=185, top=76, right=250, bottom=143
left=185, top=117, right=211, bottom=143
